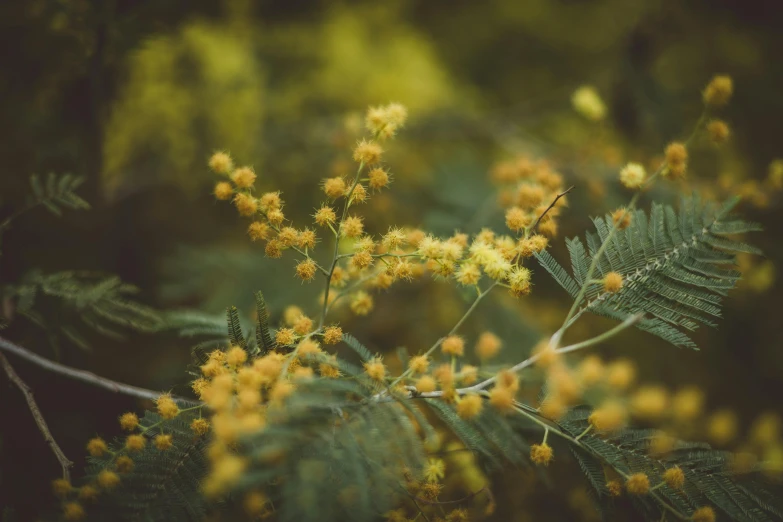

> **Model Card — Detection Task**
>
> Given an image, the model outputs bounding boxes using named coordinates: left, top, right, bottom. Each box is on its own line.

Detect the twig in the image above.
left=529, top=185, right=574, bottom=233
left=0, top=351, right=73, bottom=480
left=0, top=336, right=200, bottom=405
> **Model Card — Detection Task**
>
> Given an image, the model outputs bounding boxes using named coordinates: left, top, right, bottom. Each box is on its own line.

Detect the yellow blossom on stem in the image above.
left=353, top=139, right=383, bottom=165
left=86, top=437, right=108, bottom=457
left=156, top=393, right=179, bottom=420
left=530, top=443, right=553, bottom=465
left=441, top=335, right=465, bottom=357
left=456, top=393, right=483, bottom=419
left=214, top=181, right=233, bottom=200
left=119, top=412, right=139, bottom=431
left=208, top=151, right=233, bottom=174
left=626, top=473, right=650, bottom=495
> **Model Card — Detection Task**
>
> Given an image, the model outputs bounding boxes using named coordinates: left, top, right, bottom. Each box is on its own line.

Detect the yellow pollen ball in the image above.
left=611, top=208, right=632, bottom=230
left=296, top=259, right=318, bottom=281
left=606, top=480, right=622, bottom=497
left=456, top=394, right=483, bottom=419
left=626, top=473, right=650, bottom=495
left=63, top=502, right=85, bottom=521
left=369, top=167, right=390, bottom=190
left=214, top=181, right=233, bottom=200
left=353, top=139, right=383, bottom=165
left=259, top=191, right=282, bottom=212
left=52, top=478, right=72, bottom=497
left=692, top=506, right=716, bottom=522
left=630, top=386, right=669, bottom=421
left=703, top=75, right=733, bottom=107
left=409, top=355, right=429, bottom=374
left=126, top=434, right=146, bottom=452
left=275, top=327, right=296, bottom=346
left=208, top=151, right=233, bottom=174
left=441, top=335, right=465, bottom=357
left=191, top=418, right=210, bottom=436
left=233, top=193, right=258, bottom=217
left=350, top=291, right=373, bottom=315
left=231, top=166, right=256, bottom=189
left=341, top=216, right=364, bottom=238
left=323, top=325, right=343, bottom=344
left=364, top=358, right=386, bottom=381
left=663, top=467, right=685, bottom=490
left=606, top=359, right=636, bottom=390
left=119, top=412, right=139, bottom=431
left=707, top=119, right=730, bottom=144
left=323, top=177, right=347, bottom=199
left=78, top=485, right=98, bottom=501
left=476, top=331, right=502, bottom=360
left=530, top=443, right=554, bottom=465
left=415, top=375, right=437, bottom=393
left=115, top=455, right=134, bottom=473
left=226, top=346, right=248, bottom=368
left=157, top=394, right=179, bottom=420
left=619, top=162, right=646, bottom=189
left=314, top=205, right=337, bottom=226
left=589, top=401, right=626, bottom=433
left=97, top=470, right=120, bottom=490
left=248, top=221, right=270, bottom=241
left=154, top=434, right=173, bottom=451
left=708, top=410, right=738, bottom=446
left=86, top=437, right=108, bottom=457
left=603, top=272, right=623, bottom=293
left=578, top=355, right=604, bottom=386
left=489, top=386, right=515, bottom=414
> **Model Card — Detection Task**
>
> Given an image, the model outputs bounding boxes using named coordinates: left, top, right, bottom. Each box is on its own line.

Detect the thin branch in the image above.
left=0, top=351, right=73, bottom=480
left=389, top=282, right=498, bottom=388
left=529, top=185, right=574, bottom=233
left=461, top=313, right=643, bottom=393
left=0, top=336, right=200, bottom=405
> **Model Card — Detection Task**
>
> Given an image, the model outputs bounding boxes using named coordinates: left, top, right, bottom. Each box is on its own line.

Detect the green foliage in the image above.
left=225, top=306, right=248, bottom=352
left=28, top=173, right=90, bottom=217
left=4, top=271, right=163, bottom=350
left=84, top=409, right=210, bottom=522
left=254, top=291, right=275, bottom=355
left=425, top=399, right=531, bottom=470
left=536, top=196, right=760, bottom=348
left=559, top=406, right=783, bottom=522
left=234, top=378, right=426, bottom=522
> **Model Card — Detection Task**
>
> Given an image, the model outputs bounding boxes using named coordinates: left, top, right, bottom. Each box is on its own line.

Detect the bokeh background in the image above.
left=1, top=0, right=782, bottom=519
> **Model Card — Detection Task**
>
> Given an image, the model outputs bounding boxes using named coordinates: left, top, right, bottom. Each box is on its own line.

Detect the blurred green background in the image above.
left=1, top=0, right=782, bottom=519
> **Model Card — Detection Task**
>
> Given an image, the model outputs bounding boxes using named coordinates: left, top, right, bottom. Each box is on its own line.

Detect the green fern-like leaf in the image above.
left=254, top=291, right=275, bottom=354
left=5, top=271, right=162, bottom=350
left=537, top=196, right=760, bottom=348
left=559, top=406, right=783, bottom=522
left=341, top=333, right=374, bottom=362
left=226, top=306, right=248, bottom=352
left=29, top=173, right=90, bottom=216
left=233, top=378, right=427, bottom=522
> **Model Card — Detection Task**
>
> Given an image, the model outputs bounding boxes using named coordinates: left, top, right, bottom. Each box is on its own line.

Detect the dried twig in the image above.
left=0, top=336, right=199, bottom=405
left=0, top=351, right=73, bottom=480
left=530, top=185, right=575, bottom=232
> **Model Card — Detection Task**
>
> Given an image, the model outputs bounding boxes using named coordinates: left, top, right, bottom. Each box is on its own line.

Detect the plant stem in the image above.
left=390, top=282, right=498, bottom=388
left=319, top=162, right=365, bottom=329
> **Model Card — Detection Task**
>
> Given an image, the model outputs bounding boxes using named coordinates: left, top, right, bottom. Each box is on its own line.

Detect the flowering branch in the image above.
left=528, top=185, right=574, bottom=234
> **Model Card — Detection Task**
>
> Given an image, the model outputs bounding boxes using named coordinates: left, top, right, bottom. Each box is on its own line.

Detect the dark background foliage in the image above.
left=1, top=0, right=782, bottom=519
